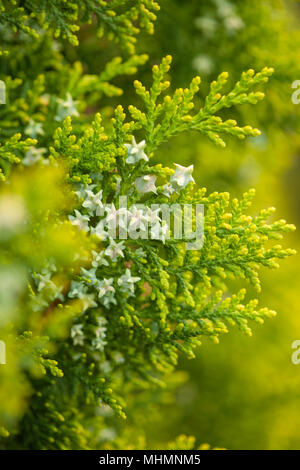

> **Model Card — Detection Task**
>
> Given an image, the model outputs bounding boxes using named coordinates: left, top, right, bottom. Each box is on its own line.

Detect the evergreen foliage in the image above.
left=0, top=0, right=159, bottom=50
left=0, top=0, right=296, bottom=449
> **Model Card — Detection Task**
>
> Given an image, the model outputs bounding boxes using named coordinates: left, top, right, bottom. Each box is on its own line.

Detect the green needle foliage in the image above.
left=0, top=0, right=159, bottom=50
left=0, top=0, right=296, bottom=450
